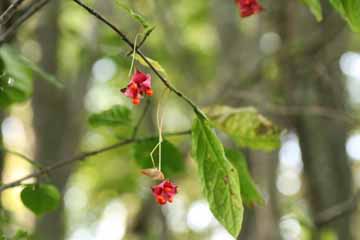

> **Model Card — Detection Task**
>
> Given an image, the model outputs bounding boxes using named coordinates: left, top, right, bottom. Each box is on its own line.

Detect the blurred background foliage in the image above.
left=1, top=0, right=360, bottom=240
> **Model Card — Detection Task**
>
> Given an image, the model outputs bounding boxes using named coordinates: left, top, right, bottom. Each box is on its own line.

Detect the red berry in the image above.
left=145, top=88, right=153, bottom=96
left=132, top=98, right=141, bottom=105
left=164, top=186, right=173, bottom=193
left=130, top=83, right=138, bottom=91
left=156, top=195, right=167, bottom=205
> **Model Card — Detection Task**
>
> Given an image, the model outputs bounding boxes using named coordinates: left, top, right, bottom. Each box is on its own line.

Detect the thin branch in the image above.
left=126, top=26, right=155, bottom=56
left=0, top=130, right=190, bottom=192
left=265, top=104, right=355, bottom=125
left=71, top=0, right=206, bottom=119
left=0, top=0, right=25, bottom=26
left=315, top=191, right=360, bottom=226
left=0, top=0, right=50, bottom=44
left=138, top=27, right=155, bottom=48
left=0, top=0, right=205, bottom=116
left=234, top=91, right=358, bottom=126
left=0, top=147, right=42, bottom=169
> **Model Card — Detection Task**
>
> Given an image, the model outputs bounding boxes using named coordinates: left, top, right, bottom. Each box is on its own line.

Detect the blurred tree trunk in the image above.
left=0, top=0, right=11, bottom=216
left=32, top=1, right=66, bottom=239
left=153, top=0, right=202, bottom=93
left=32, top=0, right=94, bottom=239
left=0, top=1, right=11, bottom=174
left=294, top=44, right=353, bottom=239
left=0, top=111, right=5, bottom=234
left=211, top=1, right=281, bottom=240
left=133, top=196, right=170, bottom=240
left=274, top=1, right=353, bottom=239
left=248, top=152, right=281, bottom=240
left=0, top=111, right=5, bottom=198
left=0, top=0, right=9, bottom=180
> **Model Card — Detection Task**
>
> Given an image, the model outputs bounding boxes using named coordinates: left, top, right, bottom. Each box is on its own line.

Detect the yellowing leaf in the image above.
left=133, top=54, right=167, bottom=77
left=205, top=106, right=281, bottom=151
left=115, top=1, right=151, bottom=29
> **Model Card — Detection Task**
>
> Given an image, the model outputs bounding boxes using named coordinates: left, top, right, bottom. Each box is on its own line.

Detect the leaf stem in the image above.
left=150, top=141, right=161, bottom=169
left=128, top=33, right=139, bottom=77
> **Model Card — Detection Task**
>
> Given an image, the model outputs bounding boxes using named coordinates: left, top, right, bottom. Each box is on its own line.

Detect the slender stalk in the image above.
left=128, top=33, right=139, bottom=77
left=71, top=0, right=206, bottom=119
left=315, top=190, right=360, bottom=226
left=0, top=130, right=190, bottom=192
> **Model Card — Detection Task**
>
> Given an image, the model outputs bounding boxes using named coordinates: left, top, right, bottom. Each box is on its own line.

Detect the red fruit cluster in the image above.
left=121, top=70, right=153, bottom=105
left=151, top=180, right=178, bottom=205
left=236, top=0, right=263, bottom=17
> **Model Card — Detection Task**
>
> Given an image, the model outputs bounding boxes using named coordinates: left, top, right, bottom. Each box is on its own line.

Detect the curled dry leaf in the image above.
left=141, top=168, right=165, bottom=180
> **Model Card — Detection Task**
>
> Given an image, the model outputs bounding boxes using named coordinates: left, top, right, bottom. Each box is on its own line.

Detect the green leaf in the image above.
left=302, top=0, right=322, bottom=21
left=20, top=184, right=61, bottom=215
left=0, top=46, right=32, bottom=87
left=20, top=56, right=62, bottom=89
left=320, top=229, right=338, bottom=240
left=0, top=47, right=32, bottom=108
left=329, top=0, right=346, bottom=16
left=133, top=54, right=168, bottom=77
left=192, top=114, right=243, bottom=237
left=88, top=105, right=132, bottom=128
left=0, top=44, right=62, bottom=108
left=115, top=1, right=150, bottom=29
left=329, top=0, right=360, bottom=32
left=343, top=0, right=360, bottom=32
left=0, top=73, right=29, bottom=108
left=225, top=149, right=265, bottom=207
left=0, top=45, right=62, bottom=89
left=13, top=230, right=31, bottom=240
left=133, top=138, right=184, bottom=176
left=205, top=106, right=281, bottom=151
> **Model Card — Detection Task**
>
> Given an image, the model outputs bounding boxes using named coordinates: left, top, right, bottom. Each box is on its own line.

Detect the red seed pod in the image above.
left=121, top=70, right=153, bottom=105
left=235, top=0, right=263, bottom=17
left=151, top=180, right=178, bottom=205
